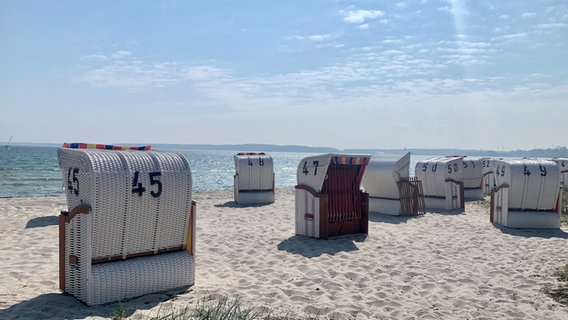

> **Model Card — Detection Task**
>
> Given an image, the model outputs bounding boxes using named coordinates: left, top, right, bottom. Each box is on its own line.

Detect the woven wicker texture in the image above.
left=64, top=212, right=92, bottom=302
left=58, top=148, right=194, bottom=306
left=90, top=251, right=194, bottom=306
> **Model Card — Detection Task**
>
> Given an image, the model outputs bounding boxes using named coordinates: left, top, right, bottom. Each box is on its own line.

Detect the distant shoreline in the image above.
left=5, top=142, right=568, bottom=158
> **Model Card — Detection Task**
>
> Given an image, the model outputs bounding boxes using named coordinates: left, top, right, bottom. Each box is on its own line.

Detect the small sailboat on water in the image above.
left=4, top=136, right=12, bottom=150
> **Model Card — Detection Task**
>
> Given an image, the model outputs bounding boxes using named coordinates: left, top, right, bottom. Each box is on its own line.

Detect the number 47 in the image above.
left=302, top=160, right=320, bottom=176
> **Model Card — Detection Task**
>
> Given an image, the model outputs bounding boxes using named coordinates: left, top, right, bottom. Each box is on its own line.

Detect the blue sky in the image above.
left=1, top=0, right=567, bottom=150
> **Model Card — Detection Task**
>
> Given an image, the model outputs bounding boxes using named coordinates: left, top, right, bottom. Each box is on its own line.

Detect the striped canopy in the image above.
left=63, top=142, right=151, bottom=151
left=297, top=153, right=370, bottom=192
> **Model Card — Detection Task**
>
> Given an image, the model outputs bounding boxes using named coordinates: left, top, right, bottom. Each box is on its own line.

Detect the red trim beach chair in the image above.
left=295, top=154, right=370, bottom=239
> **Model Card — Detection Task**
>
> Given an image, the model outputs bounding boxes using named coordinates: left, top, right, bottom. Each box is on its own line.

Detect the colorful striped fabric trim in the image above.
left=332, top=156, right=369, bottom=165
left=332, top=155, right=370, bottom=184
left=237, top=152, right=266, bottom=155
left=62, top=142, right=151, bottom=151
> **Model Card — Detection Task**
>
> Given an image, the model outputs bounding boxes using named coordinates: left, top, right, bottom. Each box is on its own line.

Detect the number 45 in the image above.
left=132, top=171, right=162, bottom=198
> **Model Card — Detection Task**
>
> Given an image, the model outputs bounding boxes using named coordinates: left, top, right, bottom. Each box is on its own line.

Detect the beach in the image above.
left=1, top=188, right=567, bottom=320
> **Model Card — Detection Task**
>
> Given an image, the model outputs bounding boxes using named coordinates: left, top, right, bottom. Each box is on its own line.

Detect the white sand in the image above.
left=1, top=188, right=567, bottom=319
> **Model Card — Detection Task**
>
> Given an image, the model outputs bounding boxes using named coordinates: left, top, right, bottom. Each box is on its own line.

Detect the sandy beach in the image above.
left=1, top=187, right=567, bottom=320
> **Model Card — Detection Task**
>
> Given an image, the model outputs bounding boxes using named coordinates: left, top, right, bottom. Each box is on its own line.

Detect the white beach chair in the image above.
left=480, top=157, right=496, bottom=196
left=360, top=152, right=425, bottom=216
left=550, top=158, right=568, bottom=188
left=490, top=159, right=562, bottom=228
left=462, top=158, right=484, bottom=200
left=233, top=152, right=275, bottom=204
left=58, top=144, right=195, bottom=306
left=295, top=154, right=370, bottom=239
left=414, top=156, right=465, bottom=211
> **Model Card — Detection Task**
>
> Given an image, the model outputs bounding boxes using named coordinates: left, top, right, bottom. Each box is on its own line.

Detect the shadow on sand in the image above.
left=277, top=234, right=365, bottom=259
left=25, top=215, right=58, bottom=229
left=0, top=289, right=189, bottom=320
left=368, top=212, right=421, bottom=224
left=493, top=224, right=568, bottom=239
left=214, top=201, right=273, bottom=208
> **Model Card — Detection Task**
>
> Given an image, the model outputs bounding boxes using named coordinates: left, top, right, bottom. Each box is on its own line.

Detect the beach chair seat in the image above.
left=361, top=152, right=426, bottom=216
left=233, top=152, right=275, bottom=204
left=490, top=159, right=561, bottom=228
left=462, top=158, right=484, bottom=200
left=480, top=158, right=496, bottom=196
left=415, top=156, right=465, bottom=211
left=57, top=144, right=195, bottom=306
left=295, top=154, right=370, bottom=239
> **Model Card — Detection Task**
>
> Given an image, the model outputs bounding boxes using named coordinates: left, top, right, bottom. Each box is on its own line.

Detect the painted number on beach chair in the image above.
left=421, top=163, right=437, bottom=172
left=248, top=157, right=265, bottom=166
left=132, top=171, right=163, bottom=198
left=447, top=163, right=459, bottom=174
left=539, top=165, right=547, bottom=177
left=495, top=165, right=505, bottom=176
left=302, top=160, right=320, bottom=176
left=66, top=167, right=80, bottom=196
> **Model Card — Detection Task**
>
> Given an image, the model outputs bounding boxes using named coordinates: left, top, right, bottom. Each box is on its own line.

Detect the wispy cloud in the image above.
left=288, top=33, right=335, bottom=42
left=382, top=39, right=405, bottom=44
left=78, top=53, right=184, bottom=88
left=308, top=34, right=333, bottom=41
left=110, top=50, right=132, bottom=59
left=492, top=32, right=527, bottom=42
left=341, top=9, right=385, bottom=24
left=522, top=12, right=536, bottom=18
left=534, top=23, right=568, bottom=29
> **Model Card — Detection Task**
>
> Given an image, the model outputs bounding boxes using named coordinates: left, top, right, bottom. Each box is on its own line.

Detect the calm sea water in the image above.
left=0, top=145, right=433, bottom=198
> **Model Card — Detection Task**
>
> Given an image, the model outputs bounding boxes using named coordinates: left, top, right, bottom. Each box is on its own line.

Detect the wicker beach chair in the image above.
left=58, top=144, right=195, bottom=306
left=490, top=159, right=561, bottom=228
left=480, top=157, right=496, bottom=196
left=295, top=154, right=370, bottom=239
left=414, top=156, right=465, bottom=211
left=360, top=152, right=426, bottom=216
left=550, top=158, right=568, bottom=188
left=233, top=152, right=275, bottom=204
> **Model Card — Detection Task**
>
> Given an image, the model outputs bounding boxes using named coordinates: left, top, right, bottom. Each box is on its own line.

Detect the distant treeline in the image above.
left=12, top=143, right=568, bottom=158
left=157, top=144, right=568, bottom=158
left=155, top=143, right=339, bottom=153
left=345, top=147, right=568, bottom=158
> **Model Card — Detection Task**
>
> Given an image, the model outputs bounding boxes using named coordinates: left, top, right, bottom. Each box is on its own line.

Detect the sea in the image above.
left=0, top=145, right=435, bottom=198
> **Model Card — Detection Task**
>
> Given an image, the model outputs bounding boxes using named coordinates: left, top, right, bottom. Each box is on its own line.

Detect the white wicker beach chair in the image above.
left=58, top=145, right=195, bottom=306
left=295, top=154, right=370, bottom=239
left=490, top=159, right=562, bottom=228
left=360, top=152, right=426, bottom=216
left=480, top=157, right=496, bottom=196
left=551, top=158, right=568, bottom=188
left=233, top=152, right=275, bottom=204
left=461, top=158, right=483, bottom=200
left=415, top=156, right=465, bottom=211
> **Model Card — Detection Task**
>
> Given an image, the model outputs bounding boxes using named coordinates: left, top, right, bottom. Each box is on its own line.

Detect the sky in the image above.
left=1, top=0, right=567, bottom=151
